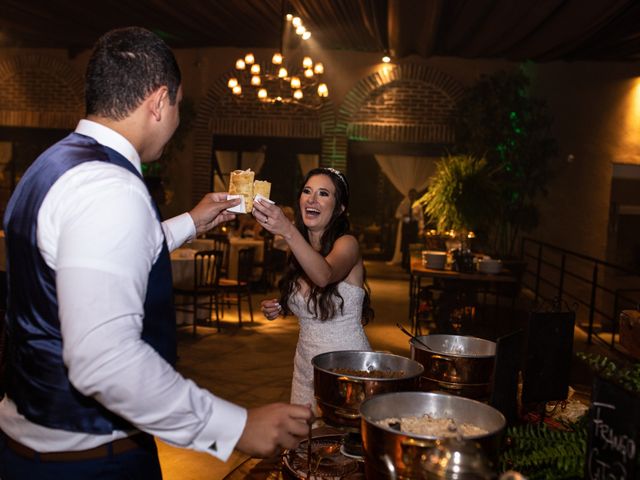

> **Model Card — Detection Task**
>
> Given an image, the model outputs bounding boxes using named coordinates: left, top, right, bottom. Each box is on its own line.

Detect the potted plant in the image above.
left=417, top=154, right=499, bottom=271
left=450, top=69, right=559, bottom=259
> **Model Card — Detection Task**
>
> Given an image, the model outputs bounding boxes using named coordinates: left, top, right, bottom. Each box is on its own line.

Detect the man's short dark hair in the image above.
left=85, top=27, right=181, bottom=120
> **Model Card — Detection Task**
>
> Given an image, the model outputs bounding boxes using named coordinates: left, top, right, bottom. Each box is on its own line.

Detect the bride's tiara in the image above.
left=321, top=167, right=348, bottom=191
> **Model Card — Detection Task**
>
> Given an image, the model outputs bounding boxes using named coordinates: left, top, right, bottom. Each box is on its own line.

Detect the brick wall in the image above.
left=0, top=55, right=84, bottom=128
left=191, top=63, right=463, bottom=203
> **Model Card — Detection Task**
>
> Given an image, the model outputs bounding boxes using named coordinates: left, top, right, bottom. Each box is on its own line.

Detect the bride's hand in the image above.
left=253, top=199, right=290, bottom=236
left=261, top=298, right=282, bottom=320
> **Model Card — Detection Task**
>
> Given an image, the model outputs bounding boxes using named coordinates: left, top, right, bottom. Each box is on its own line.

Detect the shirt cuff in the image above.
left=162, top=213, right=196, bottom=251
left=194, top=397, right=247, bottom=461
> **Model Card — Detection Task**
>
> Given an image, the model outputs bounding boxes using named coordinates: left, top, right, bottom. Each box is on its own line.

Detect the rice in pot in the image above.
left=376, top=414, right=488, bottom=437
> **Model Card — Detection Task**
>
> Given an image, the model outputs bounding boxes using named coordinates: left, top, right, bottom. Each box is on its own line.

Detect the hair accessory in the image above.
left=323, top=167, right=348, bottom=190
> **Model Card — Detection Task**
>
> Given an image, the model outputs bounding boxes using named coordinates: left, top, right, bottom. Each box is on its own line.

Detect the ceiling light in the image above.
left=228, top=6, right=329, bottom=109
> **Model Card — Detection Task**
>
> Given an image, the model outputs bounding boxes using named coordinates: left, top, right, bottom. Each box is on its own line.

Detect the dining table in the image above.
left=409, top=255, right=519, bottom=335
left=187, top=236, right=264, bottom=280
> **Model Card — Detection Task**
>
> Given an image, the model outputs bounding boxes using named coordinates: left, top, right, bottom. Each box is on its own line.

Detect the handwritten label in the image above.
left=586, top=378, right=639, bottom=480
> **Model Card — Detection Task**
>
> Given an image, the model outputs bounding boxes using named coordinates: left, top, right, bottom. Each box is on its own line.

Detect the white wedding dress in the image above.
left=288, top=281, right=371, bottom=410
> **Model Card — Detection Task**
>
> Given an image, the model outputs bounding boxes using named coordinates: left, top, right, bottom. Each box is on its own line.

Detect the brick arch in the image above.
left=0, top=55, right=84, bottom=129
left=327, top=64, right=465, bottom=170
left=191, top=67, right=336, bottom=204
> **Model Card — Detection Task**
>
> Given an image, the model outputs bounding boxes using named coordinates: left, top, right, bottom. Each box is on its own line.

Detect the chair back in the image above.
left=237, top=247, right=256, bottom=284
left=193, top=250, right=223, bottom=290
left=208, top=234, right=230, bottom=276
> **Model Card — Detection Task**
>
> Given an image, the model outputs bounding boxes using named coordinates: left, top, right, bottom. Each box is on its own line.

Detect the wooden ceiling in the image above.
left=2, top=0, right=640, bottom=62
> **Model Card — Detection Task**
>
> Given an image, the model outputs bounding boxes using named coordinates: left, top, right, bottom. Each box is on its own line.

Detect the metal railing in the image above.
left=520, top=237, right=640, bottom=352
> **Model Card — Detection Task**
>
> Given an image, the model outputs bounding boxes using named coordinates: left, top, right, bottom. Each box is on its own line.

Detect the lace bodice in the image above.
left=288, top=281, right=371, bottom=408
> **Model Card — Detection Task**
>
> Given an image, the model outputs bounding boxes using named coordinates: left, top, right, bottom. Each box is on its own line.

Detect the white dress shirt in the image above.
left=0, top=119, right=247, bottom=461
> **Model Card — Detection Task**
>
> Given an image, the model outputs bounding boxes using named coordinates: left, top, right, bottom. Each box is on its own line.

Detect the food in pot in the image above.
left=376, top=414, right=488, bottom=437
left=329, top=368, right=406, bottom=378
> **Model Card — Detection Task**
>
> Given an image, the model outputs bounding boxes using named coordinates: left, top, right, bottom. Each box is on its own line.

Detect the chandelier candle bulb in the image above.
left=227, top=10, right=329, bottom=108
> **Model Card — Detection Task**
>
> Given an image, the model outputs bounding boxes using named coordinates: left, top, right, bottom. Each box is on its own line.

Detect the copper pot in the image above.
left=312, top=350, right=424, bottom=429
left=360, top=391, right=505, bottom=480
left=410, top=335, right=495, bottom=399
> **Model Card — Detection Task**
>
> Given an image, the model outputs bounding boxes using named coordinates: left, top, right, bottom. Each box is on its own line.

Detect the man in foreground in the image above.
left=0, top=26, right=312, bottom=479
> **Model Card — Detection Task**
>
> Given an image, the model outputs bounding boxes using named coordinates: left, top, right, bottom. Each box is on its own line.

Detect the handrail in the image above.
left=520, top=237, right=640, bottom=354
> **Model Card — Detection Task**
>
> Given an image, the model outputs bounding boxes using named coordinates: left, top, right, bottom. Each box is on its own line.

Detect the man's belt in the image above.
left=4, top=432, right=149, bottom=462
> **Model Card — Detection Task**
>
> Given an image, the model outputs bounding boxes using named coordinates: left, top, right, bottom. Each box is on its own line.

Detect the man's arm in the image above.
left=162, top=193, right=239, bottom=251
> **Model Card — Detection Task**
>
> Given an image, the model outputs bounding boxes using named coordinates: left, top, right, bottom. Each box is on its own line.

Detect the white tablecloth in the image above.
left=180, top=237, right=264, bottom=280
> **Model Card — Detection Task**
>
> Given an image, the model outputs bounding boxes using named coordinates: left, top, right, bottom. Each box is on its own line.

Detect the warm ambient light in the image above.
left=228, top=9, right=329, bottom=109
left=382, top=55, right=391, bottom=63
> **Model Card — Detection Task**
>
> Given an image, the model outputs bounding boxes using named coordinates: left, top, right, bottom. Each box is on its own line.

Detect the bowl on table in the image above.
left=421, top=250, right=447, bottom=270
left=477, top=257, right=502, bottom=274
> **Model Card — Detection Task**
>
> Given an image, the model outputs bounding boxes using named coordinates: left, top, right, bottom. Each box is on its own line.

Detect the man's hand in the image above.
left=188, top=192, right=240, bottom=235
left=235, top=403, right=314, bottom=458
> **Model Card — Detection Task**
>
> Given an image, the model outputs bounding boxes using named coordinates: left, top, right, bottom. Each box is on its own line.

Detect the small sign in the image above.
left=585, top=377, right=639, bottom=479
left=522, top=310, right=575, bottom=403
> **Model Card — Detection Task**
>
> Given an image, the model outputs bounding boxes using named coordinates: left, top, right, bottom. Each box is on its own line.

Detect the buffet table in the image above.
left=409, top=256, right=519, bottom=335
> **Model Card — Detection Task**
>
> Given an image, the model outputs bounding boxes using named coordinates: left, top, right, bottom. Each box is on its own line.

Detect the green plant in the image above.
left=451, top=68, right=558, bottom=257
left=499, top=421, right=587, bottom=479
left=418, top=154, right=498, bottom=239
left=576, top=352, right=640, bottom=395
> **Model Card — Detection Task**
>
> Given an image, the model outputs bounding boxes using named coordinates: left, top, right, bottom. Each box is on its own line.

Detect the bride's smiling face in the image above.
left=299, top=174, right=343, bottom=232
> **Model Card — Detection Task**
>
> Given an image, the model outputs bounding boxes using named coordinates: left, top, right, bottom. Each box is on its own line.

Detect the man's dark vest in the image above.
left=2, top=132, right=176, bottom=433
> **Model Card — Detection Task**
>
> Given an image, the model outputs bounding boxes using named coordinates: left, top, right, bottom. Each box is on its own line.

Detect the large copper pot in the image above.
left=410, top=334, right=496, bottom=399
left=360, top=391, right=506, bottom=480
left=312, top=350, right=424, bottom=429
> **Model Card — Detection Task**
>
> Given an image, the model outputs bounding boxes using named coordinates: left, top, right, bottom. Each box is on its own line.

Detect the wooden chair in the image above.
left=173, top=250, right=223, bottom=336
left=218, top=247, right=255, bottom=326
left=205, top=233, right=231, bottom=278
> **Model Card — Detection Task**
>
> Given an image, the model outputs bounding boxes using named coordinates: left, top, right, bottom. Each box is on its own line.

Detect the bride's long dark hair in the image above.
left=278, top=167, right=374, bottom=324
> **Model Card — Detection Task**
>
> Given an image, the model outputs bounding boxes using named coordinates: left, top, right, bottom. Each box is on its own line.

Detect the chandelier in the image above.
left=226, top=11, right=329, bottom=109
